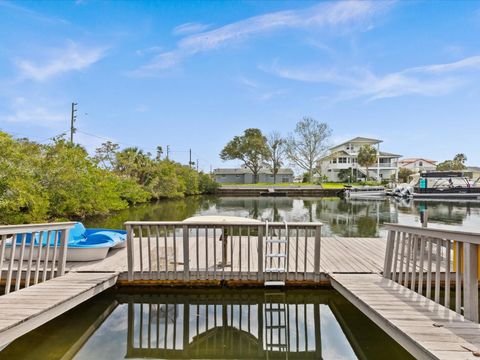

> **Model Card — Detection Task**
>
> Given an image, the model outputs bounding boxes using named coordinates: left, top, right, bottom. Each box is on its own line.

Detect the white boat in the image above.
left=343, top=186, right=387, bottom=199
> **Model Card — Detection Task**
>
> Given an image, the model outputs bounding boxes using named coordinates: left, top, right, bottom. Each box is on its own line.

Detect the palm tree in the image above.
left=454, top=153, right=467, bottom=164
left=357, top=145, right=378, bottom=181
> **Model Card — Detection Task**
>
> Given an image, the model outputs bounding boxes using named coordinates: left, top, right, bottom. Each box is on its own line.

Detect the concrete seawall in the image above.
left=216, top=185, right=342, bottom=197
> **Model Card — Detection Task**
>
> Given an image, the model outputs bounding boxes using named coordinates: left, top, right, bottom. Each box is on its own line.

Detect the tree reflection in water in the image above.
left=84, top=196, right=480, bottom=237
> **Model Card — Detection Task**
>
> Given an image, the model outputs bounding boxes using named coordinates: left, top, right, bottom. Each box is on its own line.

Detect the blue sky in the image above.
left=1, top=0, right=480, bottom=171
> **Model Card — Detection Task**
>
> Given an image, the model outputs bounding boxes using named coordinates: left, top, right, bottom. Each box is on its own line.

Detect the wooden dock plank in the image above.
left=330, top=273, right=480, bottom=360
left=0, top=271, right=118, bottom=348
left=65, top=236, right=388, bottom=276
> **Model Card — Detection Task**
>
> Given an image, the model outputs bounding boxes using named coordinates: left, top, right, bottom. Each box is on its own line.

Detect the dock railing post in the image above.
left=314, top=225, right=321, bottom=282
left=383, top=230, right=396, bottom=279
left=257, top=224, right=264, bottom=282
left=463, top=242, right=479, bottom=322
left=183, top=225, right=190, bottom=281
left=57, top=228, right=70, bottom=277
left=126, top=224, right=134, bottom=282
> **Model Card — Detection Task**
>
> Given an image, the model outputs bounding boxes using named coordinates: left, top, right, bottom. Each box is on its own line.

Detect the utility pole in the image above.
left=196, top=159, right=199, bottom=172
left=70, top=102, right=77, bottom=144
left=189, top=149, right=192, bottom=169
left=166, top=145, right=170, bottom=160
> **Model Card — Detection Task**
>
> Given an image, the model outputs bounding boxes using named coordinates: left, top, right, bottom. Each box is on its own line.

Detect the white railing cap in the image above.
left=124, top=220, right=323, bottom=227
left=0, top=222, right=77, bottom=235
left=384, top=223, right=480, bottom=244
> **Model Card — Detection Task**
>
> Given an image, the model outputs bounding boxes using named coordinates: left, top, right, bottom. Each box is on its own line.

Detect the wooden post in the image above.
left=126, top=224, right=134, bottom=281
left=383, top=230, right=396, bottom=279
left=463, top=243, right=479, bottom=322
left=183, top=225, right=190, bottom=281
left=257, top=225, right=264, bottom=282
left=57, top=228, right=70, bottom=277
left=313, top=225, right=321, bottom=282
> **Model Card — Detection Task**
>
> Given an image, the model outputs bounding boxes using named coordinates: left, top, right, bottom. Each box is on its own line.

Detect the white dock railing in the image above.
left=0, top=222, right=75, bottom=294
left=383, top=223, right=480, bottom=322
left=125, top=221, right=322, bottom=283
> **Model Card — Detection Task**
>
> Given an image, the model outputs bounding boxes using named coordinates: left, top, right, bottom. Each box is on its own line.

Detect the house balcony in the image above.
left=323, top=163, right=398, bottom=170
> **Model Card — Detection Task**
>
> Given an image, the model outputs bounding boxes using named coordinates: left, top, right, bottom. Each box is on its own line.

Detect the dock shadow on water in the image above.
left=0, top=289, right=412, bottom=360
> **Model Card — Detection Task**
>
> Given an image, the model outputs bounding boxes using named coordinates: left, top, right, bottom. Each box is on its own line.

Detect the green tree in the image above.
left=114, top=147, right=154, bottom=185
left=454, top=153, right=467, bottom=164
left=285, top=117, right=331, bottom=180
left=357, top=145, right=377, bottom=181
left=338, top=168, right=359, bottom=183
left=437, top=154, right=468, bottom=171
left=266, top=131, right=286, bottom=184
left=397, top=168, right=414, bottom=183
left=94, top=141, right=119, bottom=170
left=220, top=128, right=269, bottom=183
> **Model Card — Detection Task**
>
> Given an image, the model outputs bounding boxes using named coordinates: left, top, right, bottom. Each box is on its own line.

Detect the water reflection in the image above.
left=84, top=196, right=480, bottom=237
left=0, top=290, right=413, bottom=359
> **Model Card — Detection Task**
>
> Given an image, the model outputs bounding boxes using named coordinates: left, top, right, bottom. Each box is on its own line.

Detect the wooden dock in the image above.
left=0, top=271, right=118, bottom=348
left=2, top=220, right=480, bottom=360
left=66, top=235, right=387, bottom=276
left=331, top=274, right=480, bottom=360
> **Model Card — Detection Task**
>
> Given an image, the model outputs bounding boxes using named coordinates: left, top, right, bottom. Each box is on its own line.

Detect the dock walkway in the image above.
left=0, top=271, right=118, bottom=348
left=331, top=273, right=480, bottom=360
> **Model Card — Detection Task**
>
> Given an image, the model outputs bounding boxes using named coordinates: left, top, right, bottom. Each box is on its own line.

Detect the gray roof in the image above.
left=467, top=166, right=480, bottom=172
left=330, top=137, right=382, bottom=150
left=214, top=168, right=294, bottom=175
left=379, top=151, right=402, bottom=158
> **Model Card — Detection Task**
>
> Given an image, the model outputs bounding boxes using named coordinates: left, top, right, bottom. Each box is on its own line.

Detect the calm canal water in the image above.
left=0, top=289, right=413, bottom=360
left=85, top=196, right=480, bottom=237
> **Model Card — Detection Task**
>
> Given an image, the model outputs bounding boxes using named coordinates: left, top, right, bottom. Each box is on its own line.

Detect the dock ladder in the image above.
left=264, top=291, right=289, bottom=359
left=264, top=221, right=289, bottom=286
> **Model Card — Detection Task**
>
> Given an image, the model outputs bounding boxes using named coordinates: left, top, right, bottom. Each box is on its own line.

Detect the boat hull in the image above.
left=4, top=245, right=110, bottom=262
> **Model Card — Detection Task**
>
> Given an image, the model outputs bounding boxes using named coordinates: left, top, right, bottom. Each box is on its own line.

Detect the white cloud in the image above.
left=135, top=0, right=392, bottom=75
left=15, top=41, right=107, bottom=82
left=263, top=55, right=480, bottom=101
left=172, top=22, right=211, bottom=36
left=2, top=98, right=65, bottom=128
left=237, top=75, right=287, bottom=101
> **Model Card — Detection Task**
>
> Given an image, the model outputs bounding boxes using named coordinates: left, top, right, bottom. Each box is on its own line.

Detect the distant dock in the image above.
left=216, top=185, right=341, bottom=197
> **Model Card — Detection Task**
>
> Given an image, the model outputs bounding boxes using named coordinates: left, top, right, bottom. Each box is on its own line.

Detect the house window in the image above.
left=338, top=157, right=347, bottom=163
left=332, top=158, right=337, bottom=164
left=419, top=161, right=423, bottom=167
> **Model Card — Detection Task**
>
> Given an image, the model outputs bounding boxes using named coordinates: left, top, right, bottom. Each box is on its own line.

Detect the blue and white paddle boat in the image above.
left=8, top=222, right=126, bottom=262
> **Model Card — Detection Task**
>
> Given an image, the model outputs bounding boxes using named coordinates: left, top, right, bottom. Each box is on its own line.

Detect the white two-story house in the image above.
left=317, top=137, right=401, bottom=182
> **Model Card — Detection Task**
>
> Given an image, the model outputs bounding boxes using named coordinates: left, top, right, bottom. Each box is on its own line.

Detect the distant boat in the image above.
left=342, top=185, right=387, bottom=199
left=7, top=222, right=126, bottom=262
left=392, top=171, right=480, bottom=200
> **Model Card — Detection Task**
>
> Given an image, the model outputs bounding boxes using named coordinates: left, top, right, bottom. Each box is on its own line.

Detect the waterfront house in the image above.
left=214, top=167, right=294, bottom=184
left=399, top=158, right=437, bottom=172
left=317, top=137, right=401, bottom=182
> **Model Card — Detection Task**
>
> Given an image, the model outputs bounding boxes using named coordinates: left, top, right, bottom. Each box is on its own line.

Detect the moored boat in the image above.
left=342, top=185, right=387, bottom=199
left=6, top=222, right=126, bottom=262
left=410, top=172, right=480, bottom=200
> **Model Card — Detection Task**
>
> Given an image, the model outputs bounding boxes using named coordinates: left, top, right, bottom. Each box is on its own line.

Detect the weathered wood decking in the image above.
left=331, top=274, right=480, bottom=360
left=66, top=236, right=387, bottom=276
left=0, top=271, right=118, bottom=348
